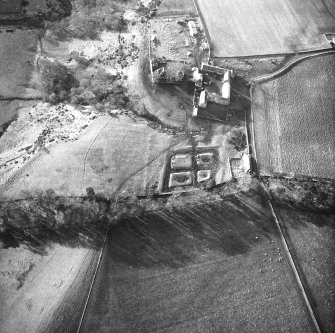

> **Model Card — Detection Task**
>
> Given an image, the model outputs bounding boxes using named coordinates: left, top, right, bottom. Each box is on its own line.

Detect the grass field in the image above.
left=0, top=30, right=41, bottom=99
left=196, top=0, right=335, bottom=57
left=0, top=114, right=177, bottom=199
left=252, top=54, right=335, bottom=179
left=0, top=244, right=99, bottom=333
left=156, top=0, right=197, bottom=17
left=80, top=192, right=315, bottom=332
left=274, top=205, right=335, bottom=333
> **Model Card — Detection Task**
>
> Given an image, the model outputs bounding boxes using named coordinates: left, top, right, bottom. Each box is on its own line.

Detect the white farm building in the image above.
left=221, top=70, right=231, bottom=102
left=188, top=21, right=198, bottom=37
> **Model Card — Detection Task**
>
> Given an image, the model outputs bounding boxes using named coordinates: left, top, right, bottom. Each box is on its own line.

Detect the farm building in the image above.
left=191, top=68, right=203, bottom=87
left=188, top=21, right=198, bottom=37
left=201, top=62, right=233, bottom=77
left=324, top=33, right=335, bottom=46
left=207, top=91, right=229, bottom=105
left=199, top=90, right=208, bottom=108
left=0, top=0, right=22, bottom=13
left=192, top=62, right=234, bottom=116
left=221, top=70, right=231, bottom=102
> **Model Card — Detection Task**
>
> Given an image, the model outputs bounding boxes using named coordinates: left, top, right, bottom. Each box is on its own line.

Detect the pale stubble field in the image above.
left=196, top=0, right=335, bottom=57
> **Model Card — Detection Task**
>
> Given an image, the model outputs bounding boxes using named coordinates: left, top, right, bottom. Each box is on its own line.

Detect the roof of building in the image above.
left=201, top=62, right=229, bottom=76
left=221, top=72, right=231, bottom=100
left=199, top=90, right=207, bottom=108
left=188, top=21, right=198, bottom=36
left=192, top=69, right=203, bottom=83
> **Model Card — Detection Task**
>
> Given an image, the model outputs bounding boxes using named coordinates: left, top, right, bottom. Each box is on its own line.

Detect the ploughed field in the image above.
left=195, top=0, right=335, bottom=57
left=274, top=205, right=335, bottom=333
left=80, top=193, right=315, bottom=333
left=252, top=54, right=335, bottom=179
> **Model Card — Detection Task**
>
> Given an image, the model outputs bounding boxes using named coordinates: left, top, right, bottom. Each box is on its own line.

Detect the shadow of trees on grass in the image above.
left=0, top=192, right=110, bottom=254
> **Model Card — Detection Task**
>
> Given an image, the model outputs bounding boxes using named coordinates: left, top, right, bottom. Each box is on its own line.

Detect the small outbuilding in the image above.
left=198, top=90, right=208, bottom=108
left=188, top=21, right=198, bottom=37
left=221, top=70, right=231, bottom=102
left=192, top=68, right=203, bottom=87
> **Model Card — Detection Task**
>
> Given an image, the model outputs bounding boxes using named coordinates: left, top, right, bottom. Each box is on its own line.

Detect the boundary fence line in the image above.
left=268, top=201, right=322, bottom=333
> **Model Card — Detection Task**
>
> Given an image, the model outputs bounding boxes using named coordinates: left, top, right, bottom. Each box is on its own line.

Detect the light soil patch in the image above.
left=252, top=54, right=335, bottom=178
left=196, top=0, right=335, bottom=57
left=169, top=171, right=193, bottom=188
left=0, top=244, right=98, bottom=333
left=0, top=30, right=42, bottom=98
left=171, top=153, right=192, bottom=169
left=0, top=102, right=96, bottom=189
left=0, top=114, right=177, bottom=199
left=42, top=29, right=139, bottom=74
left=0, top=100, right=35, bottom=128
left=197, top=169, right=210, bottom=182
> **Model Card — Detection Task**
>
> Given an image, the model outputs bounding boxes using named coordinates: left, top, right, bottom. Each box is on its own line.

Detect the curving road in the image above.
left=250, top=49, right=335, bottom=83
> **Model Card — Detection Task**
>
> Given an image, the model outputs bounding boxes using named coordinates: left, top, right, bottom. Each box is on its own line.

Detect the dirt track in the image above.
left=250, top=49, right=335, bottom=83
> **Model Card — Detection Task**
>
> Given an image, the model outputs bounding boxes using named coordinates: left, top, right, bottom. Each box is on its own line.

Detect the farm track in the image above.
left=268, top=201, right=322, bottom=333
left=192, top=0, right=213, bottom=57
left=76, top=223, right=112, bottom=333
left=113, top=138, right=186, bottom=194
left=210, top=48, right=335, bottom=60
left=81, top=117, right=113, bottom=185
left=250, top=49, right=335, bottom=83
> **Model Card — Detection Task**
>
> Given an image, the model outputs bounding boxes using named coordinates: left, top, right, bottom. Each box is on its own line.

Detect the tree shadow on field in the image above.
left=109, top=190, right=280, bottom=269
left=0, top=193, right=110, bottom=254
left=273, top=203, right=335, bottom=231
